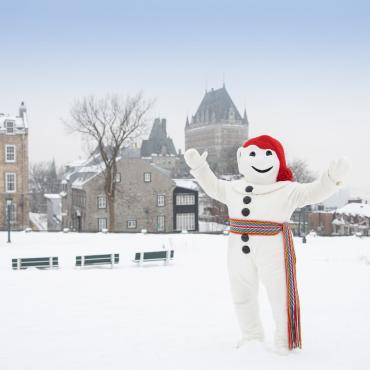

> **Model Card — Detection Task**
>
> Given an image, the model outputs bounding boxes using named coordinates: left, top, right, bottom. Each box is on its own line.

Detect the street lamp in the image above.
left=6, top=195, right=12, bottom=243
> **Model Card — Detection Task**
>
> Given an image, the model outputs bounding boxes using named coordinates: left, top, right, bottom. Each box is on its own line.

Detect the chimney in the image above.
left=19, top=101, right=27, bottom=118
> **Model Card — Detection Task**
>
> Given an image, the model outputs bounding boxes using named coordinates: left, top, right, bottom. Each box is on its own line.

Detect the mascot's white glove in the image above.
left=328, top=157, right=350, bottom=186
left=184, top=148, right=208, bottom=170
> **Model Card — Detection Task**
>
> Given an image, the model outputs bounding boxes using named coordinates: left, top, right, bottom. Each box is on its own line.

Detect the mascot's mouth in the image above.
left=251, top=166, right=273, bottom=173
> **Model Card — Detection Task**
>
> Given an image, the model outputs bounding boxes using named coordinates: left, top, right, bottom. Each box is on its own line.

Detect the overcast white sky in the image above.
left=1, top=0, right=369, bottom=196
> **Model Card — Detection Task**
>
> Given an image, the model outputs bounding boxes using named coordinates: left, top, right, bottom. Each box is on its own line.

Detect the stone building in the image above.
left=141, top=117, right=190, bottom=179
left=0, top=102, right=29, bottom=230
left=185, top=85, right=249, bottom=176
left=141, top=118, right=177, bottom=157
left=60, top=148, right=198, bottom=233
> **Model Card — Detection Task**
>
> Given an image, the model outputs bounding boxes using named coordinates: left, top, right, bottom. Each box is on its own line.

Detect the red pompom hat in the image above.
left=242, top=135, right=293, bottom=182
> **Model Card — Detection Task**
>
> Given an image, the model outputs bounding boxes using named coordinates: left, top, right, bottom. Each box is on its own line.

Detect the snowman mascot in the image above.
left=184, top=135, right=349, bottom=354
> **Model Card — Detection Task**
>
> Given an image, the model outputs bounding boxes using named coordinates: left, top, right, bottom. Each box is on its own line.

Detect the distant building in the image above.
left=0, top=102, right=29, bottom=230
left=332, top=201, right=370, bottom=236
left=141, top=118, right=177, bottom=157
left=185, top=85, right=249, bottom=175
left=307, top=200, right=370, bottom=236
left=60, top=148, right=198, bottom=233
left=307, top=211, right=334, bottom=236
left=141, top=117, right=190, bottom=178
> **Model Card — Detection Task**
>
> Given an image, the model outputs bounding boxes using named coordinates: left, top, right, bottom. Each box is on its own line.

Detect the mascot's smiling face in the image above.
left=237, top=145, right=280, bottom=185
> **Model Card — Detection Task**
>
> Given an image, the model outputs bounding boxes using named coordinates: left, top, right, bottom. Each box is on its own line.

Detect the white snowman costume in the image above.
left=184, top=135, right=349, bottom=352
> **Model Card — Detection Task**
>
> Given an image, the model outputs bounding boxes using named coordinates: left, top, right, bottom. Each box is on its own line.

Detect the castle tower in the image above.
left=185, top=86, right=249, bottom=175
left=140, top=118, right=177, bottom=157
left=0, top=102, right=29, bottom=230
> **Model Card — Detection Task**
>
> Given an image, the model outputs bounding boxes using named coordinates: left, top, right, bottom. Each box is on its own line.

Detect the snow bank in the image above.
left=0, top=232, right=369, bottom=370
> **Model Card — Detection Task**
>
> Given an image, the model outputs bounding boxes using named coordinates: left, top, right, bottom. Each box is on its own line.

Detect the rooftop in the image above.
left=188, top=86, right=247, bottom=126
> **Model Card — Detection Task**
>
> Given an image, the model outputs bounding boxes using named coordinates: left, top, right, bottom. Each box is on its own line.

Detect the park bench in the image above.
left=12, top=257, right=59, bottom=270
left=133, top=250, right=174, bottom=265
left=75, top=253, right=119, bottom=268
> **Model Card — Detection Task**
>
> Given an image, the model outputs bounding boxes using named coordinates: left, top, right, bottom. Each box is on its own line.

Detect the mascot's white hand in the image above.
left=328, top=157, right=350, bottom=185
left=184, top=148, right=208, bottom=170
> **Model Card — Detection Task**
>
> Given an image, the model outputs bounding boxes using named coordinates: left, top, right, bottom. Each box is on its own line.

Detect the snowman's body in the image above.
left=185, top=137, right=348, bottom=351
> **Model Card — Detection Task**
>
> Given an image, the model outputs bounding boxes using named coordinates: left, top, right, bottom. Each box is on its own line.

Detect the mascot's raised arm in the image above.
left=184, top=135, right=350, bottom=354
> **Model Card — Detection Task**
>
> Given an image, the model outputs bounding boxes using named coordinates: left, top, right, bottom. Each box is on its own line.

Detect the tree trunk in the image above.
left=108, top=195, right=115, bottom=232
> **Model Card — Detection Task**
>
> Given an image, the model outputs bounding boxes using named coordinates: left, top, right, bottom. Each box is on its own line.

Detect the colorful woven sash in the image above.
left=229, top=218, right=302, bottom=350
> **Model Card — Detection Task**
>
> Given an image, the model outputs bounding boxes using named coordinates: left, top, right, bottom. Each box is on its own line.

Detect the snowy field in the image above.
left=0, top=232, right=369, bottom=370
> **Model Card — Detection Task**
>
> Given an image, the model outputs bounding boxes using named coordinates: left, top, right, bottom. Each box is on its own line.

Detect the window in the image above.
left=115, top=173, right=121, bottom=183
left=127, top=220, right=137, bottom=229
left=157, top=194, right=165, bottom=207
left=5, top=120, right=15, bottom=134
left=5, top=203, right=16, bottom=223
left=5, top=145, right=16, bottom=163
left=157, top=215, right=165, bottom=232
left=98, top=218, right=107, bottom=231
left=97, top=196, right=106, bottom=209
left=5, top=173, right=16, bottom=192
left=176, top=193, right=195, bottom=206
left=176, top=213, right=195, bottom=231
left=144, top=172, right=151, bottom=182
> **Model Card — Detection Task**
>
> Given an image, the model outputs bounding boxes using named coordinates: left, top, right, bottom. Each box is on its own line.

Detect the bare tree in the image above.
left=289, top=158, right=316, bottom=183
left=64, top=93, right=152, bottom=231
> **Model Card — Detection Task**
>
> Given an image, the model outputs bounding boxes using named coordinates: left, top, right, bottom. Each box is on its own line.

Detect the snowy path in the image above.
left=0, top=232, right=369, bottom=370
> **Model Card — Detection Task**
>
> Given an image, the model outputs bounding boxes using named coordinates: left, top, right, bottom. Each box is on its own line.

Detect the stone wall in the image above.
left=185, top=123, right=248, bottom=175
left=71, top=158, right=176, bottom=232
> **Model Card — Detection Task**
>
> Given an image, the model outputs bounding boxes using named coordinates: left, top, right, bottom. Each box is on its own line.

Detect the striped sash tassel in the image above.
left=229, top=219, right=302, bottom=350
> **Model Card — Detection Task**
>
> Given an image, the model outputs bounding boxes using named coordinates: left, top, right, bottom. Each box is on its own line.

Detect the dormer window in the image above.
left=5, top=120, right=15, bottom=134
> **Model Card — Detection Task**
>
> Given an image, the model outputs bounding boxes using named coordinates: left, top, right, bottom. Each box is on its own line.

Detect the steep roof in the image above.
left=191, top=86, right=245, bottom=125
left=140, top=118, right=177, bottom=157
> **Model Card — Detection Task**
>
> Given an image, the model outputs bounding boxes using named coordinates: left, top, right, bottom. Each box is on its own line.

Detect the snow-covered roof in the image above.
left=72, top=173, right=99, bottom=189
left=0, top=114, right=27, bottom=133
left=335, top=202, right=370, bottom=218
left=332, top=217, right=345, bottom=225
left=174, top=179, right=199, bottom=191
left=44, top=194, right=61, bottom=199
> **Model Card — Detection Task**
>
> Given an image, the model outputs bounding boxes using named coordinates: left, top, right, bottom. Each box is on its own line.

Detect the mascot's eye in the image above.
left=249, top=151, right=256, bottom=157
left=266, top=150, right=272, bottom=156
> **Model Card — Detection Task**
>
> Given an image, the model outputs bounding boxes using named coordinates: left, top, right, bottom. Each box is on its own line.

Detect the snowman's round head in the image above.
left=237, top=135, right=293, bottom=185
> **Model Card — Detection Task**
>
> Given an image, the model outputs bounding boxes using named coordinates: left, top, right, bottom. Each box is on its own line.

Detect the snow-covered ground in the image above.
left=0, top=232, right=369, bottom=370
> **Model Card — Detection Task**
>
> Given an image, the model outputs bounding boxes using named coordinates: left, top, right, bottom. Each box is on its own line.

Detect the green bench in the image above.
left=134, top=250, right=174, bottom=265
left=12, top=257, right=59, bottom=270
left=75, top=254, right=119, bottom=268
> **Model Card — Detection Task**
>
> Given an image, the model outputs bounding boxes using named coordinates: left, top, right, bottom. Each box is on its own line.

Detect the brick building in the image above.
left=308, top=211, right=334, bottom=236
left=0, top=102, right=29, bottom=230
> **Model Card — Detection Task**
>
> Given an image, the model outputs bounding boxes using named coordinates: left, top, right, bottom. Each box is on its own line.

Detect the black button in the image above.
left=241, top=234, right=249, bottom=242
left=242, top=245, right=250, bottom=254
left=241, top=208, right=250, bottom=217
left=243, top=196, right=251, bottom=204
left=245, top=185, right=253, bottom=192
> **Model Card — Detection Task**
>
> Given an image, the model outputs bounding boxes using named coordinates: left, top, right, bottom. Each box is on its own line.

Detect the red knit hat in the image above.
left=242, top=135, right=293, bottom=182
